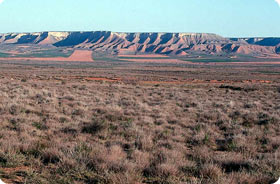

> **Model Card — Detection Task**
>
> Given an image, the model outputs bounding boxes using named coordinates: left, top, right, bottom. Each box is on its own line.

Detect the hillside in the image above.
left=0, top=31, right=280, bottom=57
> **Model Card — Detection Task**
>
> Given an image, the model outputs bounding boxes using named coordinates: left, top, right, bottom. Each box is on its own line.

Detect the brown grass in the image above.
left=0, top=61, right=279, bottom=184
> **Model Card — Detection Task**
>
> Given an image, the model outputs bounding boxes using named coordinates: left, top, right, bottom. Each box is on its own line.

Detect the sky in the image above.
left=0, top=0, right=280, bottom=37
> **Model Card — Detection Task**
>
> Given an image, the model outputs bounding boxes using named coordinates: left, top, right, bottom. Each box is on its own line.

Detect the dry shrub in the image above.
left=157, top=163, right=180, bottom=178
left=199, top=163, right=222, bottom=181
left=225, top=172, right=277, bottom=184
left=192, top=145, right=213, bottom=163
left=81, top=119, right=108, bottom=134
left=131, top=150, right=150, bottom=170
left=107, top=170, right=142, bottom=184
left=40, top=147, right=62, bottom=165
left=86, top=144, right=107, bottom=171
left=106, top=145, right=128, bottom=173
left=213, top=153, right=253, bottom=174
left=135, top=133, right=154, bottom=151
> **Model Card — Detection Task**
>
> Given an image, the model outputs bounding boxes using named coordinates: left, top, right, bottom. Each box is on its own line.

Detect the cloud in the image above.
left=0, top=0, right=4, bottom=4
left=275, top=0, right=280, bottom=6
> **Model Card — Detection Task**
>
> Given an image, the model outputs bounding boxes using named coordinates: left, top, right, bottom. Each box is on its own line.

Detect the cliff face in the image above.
left=230, top=37, right=280, bottom=46
left=0, top=31, right=279, bottom=56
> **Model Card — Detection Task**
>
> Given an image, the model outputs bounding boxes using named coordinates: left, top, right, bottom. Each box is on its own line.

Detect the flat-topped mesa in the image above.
left=0, top=31, right=280, bottom=56
left=0, top=31, right=229, bottom=45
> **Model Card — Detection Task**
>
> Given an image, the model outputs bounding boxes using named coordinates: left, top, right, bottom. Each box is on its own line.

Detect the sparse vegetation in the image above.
left=0, top=61, right=279, bottom=184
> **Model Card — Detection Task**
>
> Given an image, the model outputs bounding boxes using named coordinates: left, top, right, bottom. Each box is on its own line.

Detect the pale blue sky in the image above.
left=0, top=0, right=279, bottom=37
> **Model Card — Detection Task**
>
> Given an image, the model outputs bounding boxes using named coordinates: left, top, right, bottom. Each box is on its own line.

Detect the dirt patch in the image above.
left=4, top=51, right=20, bottom=55
left=0, top=50, right=94, bottom=62
left=64, top=50, right=93, bottom=62
left=139, top=81, right=186, bottom=85
left=84, top=77, right=121, bottom=82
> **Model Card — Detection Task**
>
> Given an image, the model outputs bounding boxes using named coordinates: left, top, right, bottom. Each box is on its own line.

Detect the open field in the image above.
left=0, top=59, right=279, bottom=184
left=1, top=44, right=280, bottom=64
left=0, top=49, right=93, bottom=62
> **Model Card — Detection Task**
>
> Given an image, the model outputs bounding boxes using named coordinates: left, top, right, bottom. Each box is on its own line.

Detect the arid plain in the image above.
left=0, top=51, right=279, bottom=184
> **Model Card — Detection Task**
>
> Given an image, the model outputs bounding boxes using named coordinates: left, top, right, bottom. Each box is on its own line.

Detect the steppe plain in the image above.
left=0, top=40, right=279, bottom=183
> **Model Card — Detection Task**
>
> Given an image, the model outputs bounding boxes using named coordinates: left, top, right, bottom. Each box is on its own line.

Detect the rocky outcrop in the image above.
left=0, top=31, right=279, bottom=56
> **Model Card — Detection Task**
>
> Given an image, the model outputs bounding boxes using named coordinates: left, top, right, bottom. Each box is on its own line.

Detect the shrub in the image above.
left=82, top=119, right=108, bottom=134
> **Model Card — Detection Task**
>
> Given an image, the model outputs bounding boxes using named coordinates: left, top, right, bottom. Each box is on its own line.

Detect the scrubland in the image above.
left=0, top=61, right=279, bottom=184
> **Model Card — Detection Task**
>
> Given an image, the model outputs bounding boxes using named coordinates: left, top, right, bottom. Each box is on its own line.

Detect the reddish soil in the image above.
left=4, top=51, right=20, bottom=54
left=0, top=50, right=94, bottom=62
left=84, top=77, right=121, bottom=82
left=64, top=50, right=93, bottom=61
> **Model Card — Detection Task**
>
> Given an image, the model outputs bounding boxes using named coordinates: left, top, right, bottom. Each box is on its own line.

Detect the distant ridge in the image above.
left=0, top=31, right=279, bottom=56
